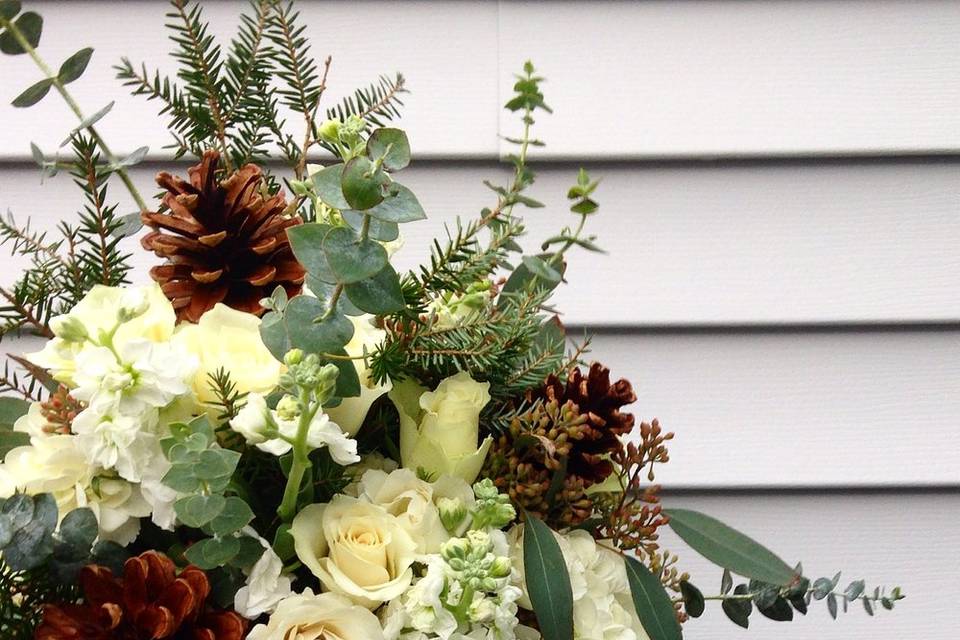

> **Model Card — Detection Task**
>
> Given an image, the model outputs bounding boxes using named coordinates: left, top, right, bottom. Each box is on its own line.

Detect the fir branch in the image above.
left=266, top=2, right=323, bottom=125
left=0, top=359, right=44, bottom=402
left=325, top=72, right=407, bottom=128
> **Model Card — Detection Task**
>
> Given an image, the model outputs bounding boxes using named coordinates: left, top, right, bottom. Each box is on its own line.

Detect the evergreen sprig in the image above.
left=325, top=72, right=407, bottom=129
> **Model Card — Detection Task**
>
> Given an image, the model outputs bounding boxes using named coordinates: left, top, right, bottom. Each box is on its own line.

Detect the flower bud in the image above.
left=284, top=348, right=304, bottom=366
left=50, top=315, right=88, bottom=343
left=441, top=537, right=470, bottom=562
left=276, top=395, right=301, bottom=422
left=466, top=529, right=492, bottom=554
left=318, top=119, right=341, bottom=143
left=488, top=555, right=512, bottom=579
left=118, top=288, right=150, bottom=322
left=437, top=497, right=468, bottom=533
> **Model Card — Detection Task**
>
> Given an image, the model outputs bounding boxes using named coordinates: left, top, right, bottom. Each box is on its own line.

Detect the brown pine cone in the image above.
left=35, top=551, right=247, bottom=640
left=535, top=362, right=636, bottom=485
left=141, top=149, right=306, bottom=323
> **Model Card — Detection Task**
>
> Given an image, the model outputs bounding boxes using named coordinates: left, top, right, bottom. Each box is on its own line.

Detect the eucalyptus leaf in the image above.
left=0, top=515, right=11, bottom=548
left=759, top=596, right=794, bottom=622
left=230, top=534, right=266, bottom=569
left=61, top=101, right=114, bottom=146
left=322, top=225, right=387, bottom=284
left=260, top=295, right=354, bottom=360
left=287, top=223, right=337, bottom=283
left=362, top=182, right=426, bottom=223
left=722, top=584, right=752, bottom=629
left=1, top=493, right=35, bottom=530
left=680, top=580, right=705, bottom=618
left=312, top=163, right=350, bottom=210
left=522, top=516, right=574, bottom=640
left=12, top=78, right=53, bottom=108
left=175, top=494, right=227, bottom=529
left=162, top=463, right=201, bottom=493
left=341, top=156, right=384, bottom=210
left=115, top=145, right=149, bottom=168
left=327, top=347, right=361, bottom=399
left=112, top=211, right=144, bottom=238
left=57, top=507, right=97, bottom=550
left=367, top=127, right=410, bottom=171
left=344, top=264, right=404, bottom=315
left=521, top=255, right=562, bottom=283
left=208, top=497, right=254, bottom=536
left=194, top=448, right=240, bottom=481
left=0, top=11, right=41, bottom=55
left=0, top=396, right=29, bottom=428
left=665, top=508, right=797, bottom=586
left=57, top=47, right=94, bottom=84
left=342, top=210, right=399, bottom=241
left=826, top=594, right=838, bottom=619
left=625, top=555, right=683, bottom=640
left=184, top=535, right=241, bottom=570
left=0, top=1, right=21, bottom=21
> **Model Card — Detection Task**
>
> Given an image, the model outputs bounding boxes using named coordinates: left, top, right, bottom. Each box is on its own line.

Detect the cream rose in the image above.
left=173, top=303, right=282, bottom=406
left=358, top=468, right=474, bottom=554
left=246, top=589, right=385, bottom=640
left=390, top=371, right=492, bottom=484
left=28, top=284, right=175, bottom=383
left=291, top=495, right=417, bottom=608
left=326, top=315, right=392, bottom=436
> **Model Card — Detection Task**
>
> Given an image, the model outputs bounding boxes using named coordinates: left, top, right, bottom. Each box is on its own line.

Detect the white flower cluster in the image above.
left=510, top=527, right=651, bottom=640
left=0, top=284, right=285, bottom=544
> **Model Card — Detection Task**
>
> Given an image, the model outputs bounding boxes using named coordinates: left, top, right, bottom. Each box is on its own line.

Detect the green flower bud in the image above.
left=466, top=529, right=492, bottom=554
left=473, top=478, right=499, bottom=501
left=284, top=348, right=304, bottom=366
left=438, top=497, right=468, bottom=533
left=318, top=119, right=341, bottom=143
left=488, top=555, right=512, bottom=579
left=117, top=289, right=150, bottom=322
left=50, top=315, right=88, bottom=343
left=441, top=536, right=470, bottom=561
left=276, top=395, right=301, bottom=422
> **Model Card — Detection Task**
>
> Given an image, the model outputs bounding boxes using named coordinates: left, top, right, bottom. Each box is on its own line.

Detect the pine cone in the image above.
left=35, top=551, right=247, bottom=640
left=535, top=362, right=636, bottom=485
left=141, top=150, right=306, bottom=322
left=483, top=362, right=637, bottom=528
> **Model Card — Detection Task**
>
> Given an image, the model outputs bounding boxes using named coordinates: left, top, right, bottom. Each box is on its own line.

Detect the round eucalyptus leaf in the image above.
left=311, top=163, right=350, bottom=210
left=184, top=536, right=241, bottom=570
left=58, top=507, right=98, bottom=550
left=362, top=183, right=426, bottom=223
left=286, top=223, right=337, bottom=283
left=0, top=11, right=42, bottom=55
left=175, top=494, right=227, bottom=529
left=0, top=1, right=22, bottom=21
left=344, top=264, right=405, bottom=315
left=367, top=127, right=411, bottom=171
left=322, top=225, right=388, bottom=284
left=341, top=156, right=384, bottom=211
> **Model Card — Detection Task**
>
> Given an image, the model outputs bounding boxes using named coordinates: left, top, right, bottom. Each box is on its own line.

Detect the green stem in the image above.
left=1, top=16, right=148, bottom=212
left=276, top=392, right=319, bottom=522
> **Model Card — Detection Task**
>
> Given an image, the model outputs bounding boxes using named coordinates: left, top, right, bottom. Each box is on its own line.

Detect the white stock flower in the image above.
left=291, top=495, right=418, bottom=609
left=235, top=533, right=293, bottom=619
left=326, top=315, right=392, bottom=437
left=246, top=589, right=385, bottom=640
left=230, top=392, right=271, bottom=445
left=71, top=408, right=161, bottom=483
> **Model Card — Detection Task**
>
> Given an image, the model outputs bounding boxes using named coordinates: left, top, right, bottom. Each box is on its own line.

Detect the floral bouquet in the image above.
left=0, top=1, right=903, bottom=639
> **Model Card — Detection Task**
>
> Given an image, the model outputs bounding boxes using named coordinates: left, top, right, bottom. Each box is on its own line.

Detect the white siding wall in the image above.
left=1, top=1, right=957, bottom=637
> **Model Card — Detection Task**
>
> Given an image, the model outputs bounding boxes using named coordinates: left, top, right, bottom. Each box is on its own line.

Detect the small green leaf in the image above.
left=327, top=347, right=361, bottom=399
left=665, top=508, right=797, bottom=586
left=0, top=515, right=12, bottom=548
left=194, top=448, right=240, bottom=481
left=522, top=516, right=574, bottom=640
left=115, top=145, right=149, bottom=168
left=57, top=507, right=97, bottom=550
left=12, top=78, right=53, bottom=108
left=0, top=1, right=22, bottom=21
left=287, top=223, right=337, bottom=283
left=111, top=211, right=144, bottom=238
left=273, top=523, right=295, bottom=561
left=0, top=11, right=41, bottom=55
left=341, top=156, right=384, bottom=210
left=1, top=493, right=35, bottom=530
left=521, top=255, right=562, bottom=283
left=570, top=198, right=599, bottom=215
left=57, top=47, right=93, bottom=84
left=826, top=594, right=838, bottom=619
left=162, top=464, right=200, bottom=493
left=60, top=101, right=113, bottom=147
left=759, top=596, right=794, bottom=622
left=0, top=426, right=29, bottom=460
left=844, top=579, right=865, bottom=601
left=208, top=497, right=254, bottom=536
left=230, top=534, right=266, bottom=569
left=863, top=596, right=874, bottom=616
left=367, top=127, right=410, bottom=171
left=721, top=568, right=733, bottom=594
left=811, top=577, right=833, bottom=600
left=3, top=493, right=56, bottom=570
left=679, top=581, right=704, bottom=618
left=344, top=264, right=404, bottom=315
left=312, top=163, right=350, bottom=210
left=260, top=295, right=354, bottom=361
left=722, top=585, right=752, bottom=629
left=362, top=182, right=426, bottom=223
left=184, top=536, right=240, bottom=570
left=342, top=210, right=398, bottom=241
left=625, top=555, right=683, bottom=640
left=322, top=225, right=387, bottom=284
left=175, top=494, right=227, bottom=529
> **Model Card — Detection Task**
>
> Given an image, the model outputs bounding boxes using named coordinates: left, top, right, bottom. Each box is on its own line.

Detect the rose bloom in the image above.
left=357, top=468, right=474, bottom=554
left=173, top=303, right=282, bottom=406
left=291, top=495, right=417, bottom=609
left=325, top=314, right=391, bottom=436
left=246, top=589, right=385, bottom=640
left=390, top=371, right=493, bottom=484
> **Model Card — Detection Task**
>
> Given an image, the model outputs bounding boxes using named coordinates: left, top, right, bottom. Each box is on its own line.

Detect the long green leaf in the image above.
left=624, top=555, right=684, bottom=640
left=666, top=509, right=796, bottom=586
left=522, top=516, right=574, bottom=640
